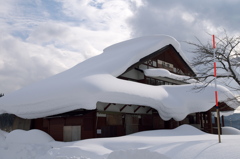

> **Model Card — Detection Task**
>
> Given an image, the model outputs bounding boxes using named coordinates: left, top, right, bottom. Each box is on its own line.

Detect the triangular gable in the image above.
left=120, top=44, right=195, bottom=77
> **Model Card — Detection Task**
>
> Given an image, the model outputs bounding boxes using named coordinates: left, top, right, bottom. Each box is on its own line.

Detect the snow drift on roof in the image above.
left=144, top=68, right=197, bottom=83
left=0, top=35, right=238, bottom=120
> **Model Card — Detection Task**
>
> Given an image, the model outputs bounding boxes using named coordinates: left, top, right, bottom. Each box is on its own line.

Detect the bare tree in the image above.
left=187, top=33, right=240, bottom=94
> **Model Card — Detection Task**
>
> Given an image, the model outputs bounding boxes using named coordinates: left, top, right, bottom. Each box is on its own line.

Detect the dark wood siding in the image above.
left=65, top=116, right=82, bottom=126
left=49, top=118, right=64, bottom=141
left=82, top=112, right=96, bottom=139
left=139, top=114, right=153, bottom=131
left=32, top=110, right=97, bottom=141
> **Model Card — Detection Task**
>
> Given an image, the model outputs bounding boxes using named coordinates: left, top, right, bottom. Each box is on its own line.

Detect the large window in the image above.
left=146, top=77, right=174, bottom=85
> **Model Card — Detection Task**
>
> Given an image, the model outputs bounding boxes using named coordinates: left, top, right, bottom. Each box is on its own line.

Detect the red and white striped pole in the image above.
left=212, top=35, right=221, bottom=143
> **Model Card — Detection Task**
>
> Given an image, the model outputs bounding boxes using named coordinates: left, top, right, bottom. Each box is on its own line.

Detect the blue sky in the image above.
left=0, top=0, right=240, bottom=93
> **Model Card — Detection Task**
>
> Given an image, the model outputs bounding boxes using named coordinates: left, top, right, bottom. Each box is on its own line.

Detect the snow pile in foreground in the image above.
left=1, top=125, right=240, bottom=159
left=0, top=129, right=53, bottom=159
left=129, top=124, right=205, bottom=136
left=107, top=149, right=170, bottom=159
left=0, top=35, right=238, bottom=120
left=222, top=127, right=240, bottom=135
left=0, top=130, right=7, bottom=142
left=6, top=129, right=54, bottom=144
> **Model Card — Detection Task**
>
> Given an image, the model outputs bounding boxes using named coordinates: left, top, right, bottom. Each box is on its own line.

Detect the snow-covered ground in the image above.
left=1, top=125, right=240, bottom=159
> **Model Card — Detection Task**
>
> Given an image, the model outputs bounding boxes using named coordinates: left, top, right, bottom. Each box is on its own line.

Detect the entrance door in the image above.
left=63, top=126, right=81, bottom=141
left=125, top=114, right=139, bottom=135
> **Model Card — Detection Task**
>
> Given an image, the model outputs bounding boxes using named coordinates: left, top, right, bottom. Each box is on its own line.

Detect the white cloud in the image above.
left=0, top=0, right=239, bottom=94
left=0, top=33, right=84, bottom=93
left=55, top=0, right=134, bottom=33
left=0, top=0, right=139, bottom=93
left=0, top=0, right=16, bottom=16
left=26, top=21, right=129, bottom=55
left=128, top=0, right=240, bottom=48
left=181, top=12, right=195, bottom=23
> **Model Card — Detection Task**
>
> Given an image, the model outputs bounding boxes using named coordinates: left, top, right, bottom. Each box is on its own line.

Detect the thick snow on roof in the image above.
left=144, top=68, right=197, bottom=83
left=0, top=35, right=238, bottom=120
left=234, top=106, right=240, bottom=113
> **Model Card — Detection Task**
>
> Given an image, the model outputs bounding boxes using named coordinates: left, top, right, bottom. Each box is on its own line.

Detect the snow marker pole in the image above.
left=213, top=35, right=221, bottom=143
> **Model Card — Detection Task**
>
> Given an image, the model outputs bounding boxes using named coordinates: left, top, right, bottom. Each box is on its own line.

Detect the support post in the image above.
left=216, top=108, right=221, bottom=143
left=213, top=34, right=221, bottom=143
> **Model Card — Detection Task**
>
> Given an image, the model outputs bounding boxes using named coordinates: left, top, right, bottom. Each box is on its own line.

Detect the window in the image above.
left=156, top=80, right=164, bottom=85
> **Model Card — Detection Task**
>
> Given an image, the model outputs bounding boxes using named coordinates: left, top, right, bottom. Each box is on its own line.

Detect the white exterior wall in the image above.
left=121, top=69, right=144, bottom=80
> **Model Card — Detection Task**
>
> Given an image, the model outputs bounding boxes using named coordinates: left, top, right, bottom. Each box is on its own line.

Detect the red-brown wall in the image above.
left=32, top=111, right=96, bottom=141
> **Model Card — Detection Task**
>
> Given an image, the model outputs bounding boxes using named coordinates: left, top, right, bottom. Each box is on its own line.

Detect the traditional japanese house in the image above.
left=0, top=35, right=237, bottom=141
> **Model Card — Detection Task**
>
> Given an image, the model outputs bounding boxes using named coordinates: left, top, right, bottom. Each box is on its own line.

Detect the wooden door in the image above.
left=125, top=114, right=139, bottom=135
left=63, top=126, right=81, bottom=141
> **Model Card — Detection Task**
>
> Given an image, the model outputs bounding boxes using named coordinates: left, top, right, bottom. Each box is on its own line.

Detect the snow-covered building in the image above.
left=0, top=35, right=238, bottom=141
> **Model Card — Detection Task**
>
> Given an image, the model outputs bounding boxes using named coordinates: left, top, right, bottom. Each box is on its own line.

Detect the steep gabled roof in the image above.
left=0, top=35, right=238, bottom=120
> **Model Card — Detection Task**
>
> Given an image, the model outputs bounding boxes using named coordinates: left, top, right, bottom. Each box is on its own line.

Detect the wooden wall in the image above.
left=32, top=111, right=96, bottom=141
left=31, top=110, right=204, bottom=141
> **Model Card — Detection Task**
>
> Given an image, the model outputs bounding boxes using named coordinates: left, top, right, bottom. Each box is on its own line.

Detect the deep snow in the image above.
left=0, top=35, right=238, bottom=121
left=1, top=125, right=240, bottom=159
left=143, top=68, right=197, bottom=83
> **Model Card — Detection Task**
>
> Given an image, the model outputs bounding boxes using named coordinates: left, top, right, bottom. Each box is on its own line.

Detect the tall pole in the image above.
left=212, top=35, right=221, bottom=143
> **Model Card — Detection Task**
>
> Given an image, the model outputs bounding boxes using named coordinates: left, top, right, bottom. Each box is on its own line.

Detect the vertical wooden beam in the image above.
left=216, top=108, right=222, bottom=142
left=94, top=110, right=98, bottom=138
left=196, top=113, right=200, bottom=124
left=200, top=113, right=203, bottom=128
left=222, top=115, right=225, bottom=127
left=207, top=111, right=213, bottom=133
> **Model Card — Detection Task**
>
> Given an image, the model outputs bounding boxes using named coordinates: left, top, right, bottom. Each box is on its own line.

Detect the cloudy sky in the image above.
left=0, top=0, right=240, bottom=93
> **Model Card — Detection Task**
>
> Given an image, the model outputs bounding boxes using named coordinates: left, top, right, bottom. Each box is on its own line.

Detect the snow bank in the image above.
left=0, top=35, right=238, bottom=120
left=170, top=124, right=206, bottom=135
left=213, top=111, right=235, bottom=117
left=6, top=129, right=54, bottom=144
left=107, top=149, right=170, bottom=159
left=0, top=130, right=7, bottom=141
left=222, top=127, right=240, bottom=135
left=130, top=124, right=206, bottom=137
left=1, top=125, right=240, bottom=159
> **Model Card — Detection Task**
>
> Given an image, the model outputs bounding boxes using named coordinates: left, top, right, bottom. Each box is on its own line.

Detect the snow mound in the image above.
left=6, top=129, right=54, bottom=144
left=222, top=127, right=240, bottom=135
left=130, top=124, right=206, bottom=137
left=107, top=149, right=170, bottom=159
left=173, top=124, right=206, bottom=135
left=0, top=130, right=8, bottom=141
